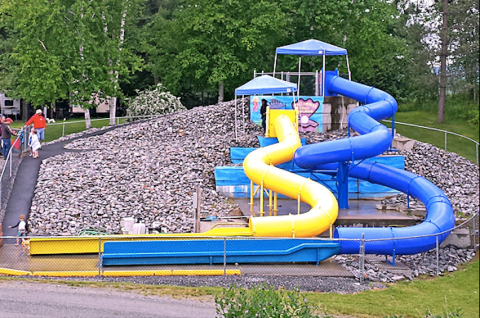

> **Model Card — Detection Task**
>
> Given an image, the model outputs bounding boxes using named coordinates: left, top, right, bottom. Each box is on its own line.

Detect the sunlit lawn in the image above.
left=11, top=117, right=127, bottom=143
left=383, top=110, right=479, bottom=163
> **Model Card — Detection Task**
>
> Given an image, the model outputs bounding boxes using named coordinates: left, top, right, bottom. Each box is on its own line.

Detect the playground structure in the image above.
left=26, top=40, right=454, bottom=269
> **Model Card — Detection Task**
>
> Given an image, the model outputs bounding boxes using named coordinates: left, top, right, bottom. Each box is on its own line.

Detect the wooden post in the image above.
left=195, top=187, right=201, bottom=233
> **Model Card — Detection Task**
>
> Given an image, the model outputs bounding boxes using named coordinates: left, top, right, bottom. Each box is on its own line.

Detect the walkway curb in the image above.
left=0, top=268, right=241, bottom=277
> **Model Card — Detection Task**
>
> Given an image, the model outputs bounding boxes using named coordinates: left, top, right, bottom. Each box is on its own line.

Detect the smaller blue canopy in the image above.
left=235, top=75, right=298, bottom=96
left=276, top=39, right=347, bottom=56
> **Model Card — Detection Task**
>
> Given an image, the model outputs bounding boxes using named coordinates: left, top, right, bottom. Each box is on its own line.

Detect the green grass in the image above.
left=11, top=117, right=128, bottom=143
left=306, top=259, right=479, bottom=317
left=383, top=111, right=479, bottom=163
left=1, top=259, right=478, bottom=317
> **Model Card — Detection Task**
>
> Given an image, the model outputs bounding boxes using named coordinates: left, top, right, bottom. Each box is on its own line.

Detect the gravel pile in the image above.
left=29, top=100, right=260, bottom=235
left=335, top=246, right=476, bottom=283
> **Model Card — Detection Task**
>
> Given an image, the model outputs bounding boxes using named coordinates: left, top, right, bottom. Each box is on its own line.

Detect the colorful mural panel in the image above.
left=250, top=96, right=324, bottom=133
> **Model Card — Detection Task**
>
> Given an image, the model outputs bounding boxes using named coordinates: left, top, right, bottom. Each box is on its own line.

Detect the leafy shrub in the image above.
left=466, top=109, right=479, bottom=127
left=126, top=83, right=186, bottom=118
left=215, top=284, right=320, bottom=318
left=423, top=307, right=463, bottom=317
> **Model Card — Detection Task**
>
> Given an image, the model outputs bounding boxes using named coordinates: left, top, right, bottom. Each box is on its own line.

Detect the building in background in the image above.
left=0, top=92, right=21, bottom=119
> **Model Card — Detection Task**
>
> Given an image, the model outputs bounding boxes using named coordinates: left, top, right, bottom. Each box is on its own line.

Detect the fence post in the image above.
left=444, top=132, right=447, bottom=151
left=473, top=213, right=477, bottom=250
left=436, top=235, right=439, bottom=276
left=98, top=237, right=102, bottom=277
left=223, top=237, right=227, bottom=276
left=359, top=233, right=365, bottom=283
left=9, top=150, right=12, bottom=178
left=62, top=122, right=65, bottom=137
left=476, top=144, right=479, bottom=166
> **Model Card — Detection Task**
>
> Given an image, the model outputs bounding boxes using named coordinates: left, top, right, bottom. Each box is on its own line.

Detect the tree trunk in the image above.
left=21, top=99, right=28, bottom=122
left=109, top=97, right=117, bottom=125
left=108, top=6, right=127, bottom=126
left=218, top=81, right=224, bottom=103
left=438, top=0, right=448, bottom=124
left=84, top=108, right=92, bottom=129
left=153, top=75, right=159, bottom=85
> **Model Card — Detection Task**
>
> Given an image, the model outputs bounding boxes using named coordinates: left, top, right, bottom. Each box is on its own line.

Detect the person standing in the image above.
left=25, top=109, right=47, bottom=143
left=1, top=116, right=17, bottom=160
left=260, top=99, right=268, bottom=134
left=29, top=129, right=41, bottom=159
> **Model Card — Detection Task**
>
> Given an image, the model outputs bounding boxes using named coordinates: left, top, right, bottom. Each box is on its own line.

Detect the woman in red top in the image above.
left=25, top=109, right=46, bottom=142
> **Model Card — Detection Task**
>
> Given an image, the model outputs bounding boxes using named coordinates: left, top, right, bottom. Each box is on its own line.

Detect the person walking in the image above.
left=9, top=214, right=29, bottom=246
left=25, top=109, right=47, bottom=144
left=1, top=116, right=17, bottom=160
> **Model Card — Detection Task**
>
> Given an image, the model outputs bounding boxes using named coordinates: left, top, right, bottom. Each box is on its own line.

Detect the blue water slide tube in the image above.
left=294, top=75, right=397, bottom=167
left=315, top=162, right=455, bottom=255
left=294, top=74, right=455, bottom=255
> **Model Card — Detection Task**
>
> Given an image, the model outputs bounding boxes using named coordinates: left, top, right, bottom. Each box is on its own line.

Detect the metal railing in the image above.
left=46, top=115, right=162, bottom=138
left=383, top=119, right=479, bottom=165
left=0, top=126, right=30, bottom=215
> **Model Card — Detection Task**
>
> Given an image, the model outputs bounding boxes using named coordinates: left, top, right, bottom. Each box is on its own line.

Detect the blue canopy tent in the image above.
left=273, top=39, right=350, bottom=96
left=234, top=75, right=298, bottom=140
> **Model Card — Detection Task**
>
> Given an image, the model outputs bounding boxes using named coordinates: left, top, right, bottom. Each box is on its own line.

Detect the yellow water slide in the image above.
left=240, top=114, right=338, bottom=237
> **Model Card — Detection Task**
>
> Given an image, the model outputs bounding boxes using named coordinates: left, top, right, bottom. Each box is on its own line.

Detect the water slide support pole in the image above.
left=273, top=192, right=278, bottom=216
left=268, top=189, right=273, bottom=213
left=297, top=193, right=301, bottom=215
left=250, top=180, right=254, bottom=212
left=391, top=113, right=395, bottom=150
left=337, top=162, right=350, bottom=209
left=260, top=179, right=264, bottom=217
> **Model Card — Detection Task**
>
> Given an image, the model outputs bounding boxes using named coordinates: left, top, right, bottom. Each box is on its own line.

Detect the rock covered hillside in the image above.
left=28, top=101, right=479, bottom=235
left=29, top=101, right=260, bottom=235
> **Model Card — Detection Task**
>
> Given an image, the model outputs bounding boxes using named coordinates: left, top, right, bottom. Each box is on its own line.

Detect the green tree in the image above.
left=0, top=0, right=141, bottom=126
left=171, top=0, right=287, bottom=103
left=447, top=0, right=479, bottom=101
left=396, top=0, right=439, bottom=103
left=275, top=0, right=408, bottom=99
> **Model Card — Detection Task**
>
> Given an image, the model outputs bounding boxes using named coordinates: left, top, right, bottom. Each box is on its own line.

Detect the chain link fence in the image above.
left=0, top=212, right=477, bottom=279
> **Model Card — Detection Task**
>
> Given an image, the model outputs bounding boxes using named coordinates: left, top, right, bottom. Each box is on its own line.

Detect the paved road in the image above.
left=0, top=280, right=216, bottom=318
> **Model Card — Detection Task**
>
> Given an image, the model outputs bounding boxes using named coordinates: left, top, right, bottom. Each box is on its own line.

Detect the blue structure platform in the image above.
left=101, top=239, right=341, bottom=266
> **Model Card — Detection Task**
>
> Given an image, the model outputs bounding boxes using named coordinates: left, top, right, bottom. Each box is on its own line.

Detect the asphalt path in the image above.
left=0, top=280, right=216, bottom=318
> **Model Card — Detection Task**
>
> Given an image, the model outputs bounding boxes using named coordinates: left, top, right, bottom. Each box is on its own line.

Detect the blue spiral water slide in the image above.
left=294, top=74, right=455, bottom=255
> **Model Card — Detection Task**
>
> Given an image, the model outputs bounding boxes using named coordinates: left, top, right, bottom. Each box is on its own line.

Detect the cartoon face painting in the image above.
left=292, top=98, right=320, bottom=132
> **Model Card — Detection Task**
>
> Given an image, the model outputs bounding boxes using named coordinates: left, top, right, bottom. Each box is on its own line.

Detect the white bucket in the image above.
left=122, top=217, right=135, bottom=233
left=132, top=223, right=146, bottom=234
